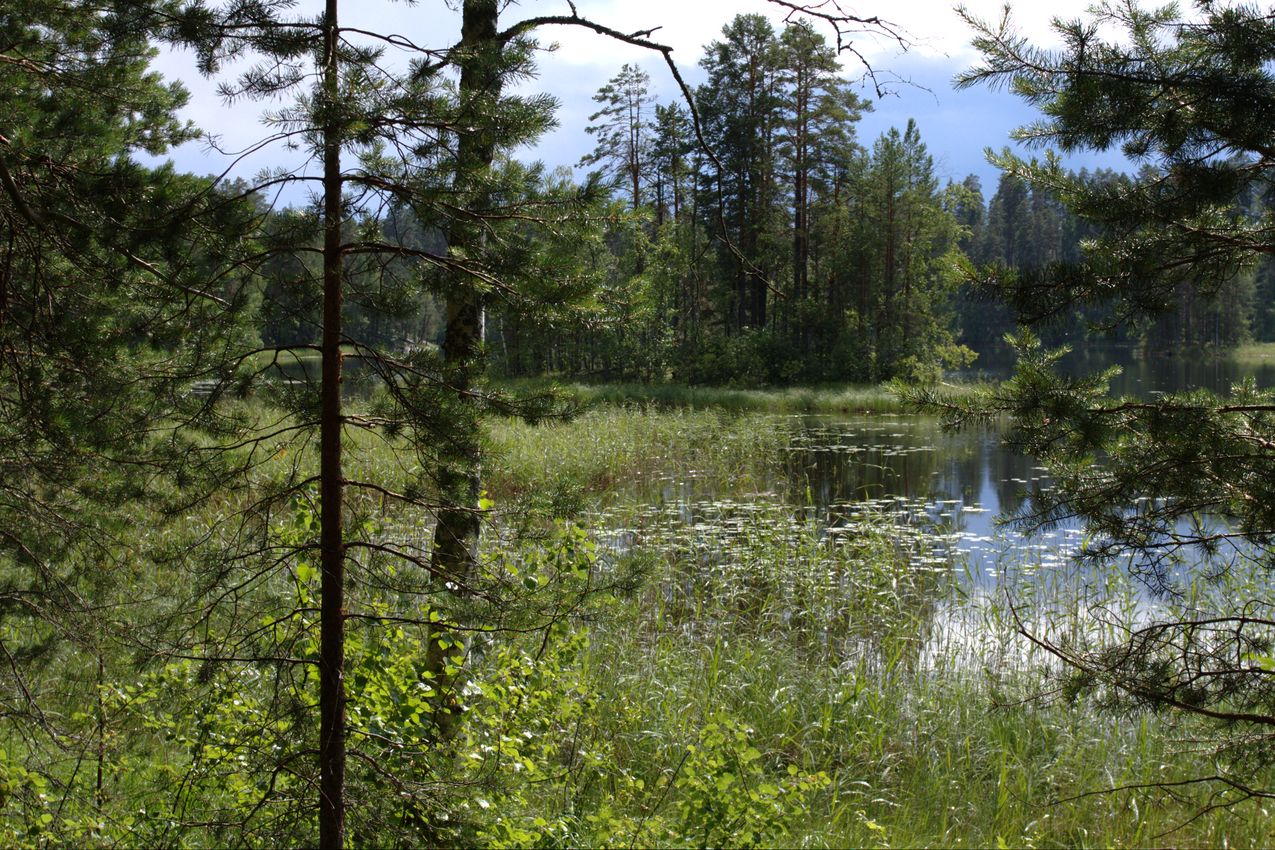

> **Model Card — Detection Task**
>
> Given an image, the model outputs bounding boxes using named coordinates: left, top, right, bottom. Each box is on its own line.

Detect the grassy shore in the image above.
left=249, top=349, right=986, bottom=413
left=468, top=496, right=1275, bottom=847
left=76, top=391, right=1268, bottom=846
left=1220, top=340, right=1275, bottom=365
left=497, top=377, right=989, bottom=415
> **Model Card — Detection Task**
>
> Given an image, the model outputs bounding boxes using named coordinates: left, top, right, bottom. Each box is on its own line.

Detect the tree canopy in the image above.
left=941, top=0, right=1275, bottom=575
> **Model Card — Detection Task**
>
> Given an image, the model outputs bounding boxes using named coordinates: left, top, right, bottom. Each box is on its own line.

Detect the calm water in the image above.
left=961, top=343, right=1275, bottom=396
left=790, top=346, right=1275, bottom=576
left=632, top=346, right=1274, bottom=581
left=783, top=414, right=1064, bottom=576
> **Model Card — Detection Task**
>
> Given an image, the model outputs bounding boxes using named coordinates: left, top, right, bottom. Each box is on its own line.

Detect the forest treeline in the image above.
left=251, top=13, right=1275, bottom=386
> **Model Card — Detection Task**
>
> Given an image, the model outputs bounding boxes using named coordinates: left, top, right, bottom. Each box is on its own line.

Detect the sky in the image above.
left=148, top=0, right=1136, bottom=199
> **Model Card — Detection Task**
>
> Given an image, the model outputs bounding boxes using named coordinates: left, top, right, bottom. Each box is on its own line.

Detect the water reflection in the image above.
left=783, top=346, right=1275, bottom=578
left=782, top=415, right=1077, bottom=579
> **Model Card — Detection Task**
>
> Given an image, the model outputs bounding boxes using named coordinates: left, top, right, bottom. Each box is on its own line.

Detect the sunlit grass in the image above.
left=484, top=407, right=791, bottom=514
left=1221, top=340, right=1275, bottom=366
left=496, top=378, right=991, bottom=414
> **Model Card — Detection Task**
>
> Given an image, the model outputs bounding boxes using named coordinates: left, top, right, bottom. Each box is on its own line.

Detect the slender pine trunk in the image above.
left=318, top=0, right=346, bottom=843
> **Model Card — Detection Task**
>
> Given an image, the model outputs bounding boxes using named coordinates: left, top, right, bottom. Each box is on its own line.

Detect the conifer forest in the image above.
left=7, top=0, right=1275, bottom=846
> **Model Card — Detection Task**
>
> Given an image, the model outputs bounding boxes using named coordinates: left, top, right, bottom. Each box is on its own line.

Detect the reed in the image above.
left=484, top=407, right=791, bottom=513
left=496, top=378, right=991, bottom=415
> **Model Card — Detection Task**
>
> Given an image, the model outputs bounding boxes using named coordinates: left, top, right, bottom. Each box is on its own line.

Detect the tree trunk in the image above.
left=318, top=0, right=346, bottom=844
left=428, top=0, right=498, bottom=732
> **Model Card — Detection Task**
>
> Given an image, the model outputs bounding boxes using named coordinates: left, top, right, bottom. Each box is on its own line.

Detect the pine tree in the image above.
left=948, top=0, right=1275, bottom=555
left=777, top=20, right=865, bottom=309
left=0, top=0, right=263, bottom=840
left=858, top=120, right=967, bottom=379
left=651, top=101, right=694, bottom=226
left=580, top=63, right=655, bottom=211
left=698, top=14, right=785, bottom=333
left=981, top=173, right=1031, bottom=267
left=161, top=0, right=604, bottom=842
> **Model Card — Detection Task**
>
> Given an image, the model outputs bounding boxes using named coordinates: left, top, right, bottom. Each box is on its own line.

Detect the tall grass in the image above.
left=497, top=378, right=990, bottom=415
left=468, top=405, right=1275, bottom=847
left=113, top=398, right=1275, bottom=845
left=484, top=502, right=1275, bottom=847
left=485, top=407, right=792, bottom=514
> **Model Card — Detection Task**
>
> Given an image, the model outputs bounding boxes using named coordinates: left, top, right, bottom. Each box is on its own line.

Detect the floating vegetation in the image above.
left=776, top=417, right=1090, bottom=578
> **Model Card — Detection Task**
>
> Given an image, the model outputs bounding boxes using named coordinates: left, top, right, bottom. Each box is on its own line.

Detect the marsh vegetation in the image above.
left=472, top=401, right=1275, bottom=846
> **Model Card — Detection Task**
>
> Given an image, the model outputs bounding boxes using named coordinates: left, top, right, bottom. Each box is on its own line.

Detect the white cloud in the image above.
left=533, top=0, right=1101, bottom=69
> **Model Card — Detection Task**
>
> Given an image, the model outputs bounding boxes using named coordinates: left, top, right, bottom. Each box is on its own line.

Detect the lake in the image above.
left=618, top=345, right=1275, bottom=585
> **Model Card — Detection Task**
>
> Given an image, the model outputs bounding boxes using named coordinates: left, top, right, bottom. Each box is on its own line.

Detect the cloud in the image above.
left=535, top=0, right=1098, bottom=69
left=140, top=0, right=1122, bottom=192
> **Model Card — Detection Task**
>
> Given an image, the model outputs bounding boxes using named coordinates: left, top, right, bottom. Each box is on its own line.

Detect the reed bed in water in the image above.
left=571, top=504, right=1267, bottom=847
left=485, top=407, right=792, bottom=513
